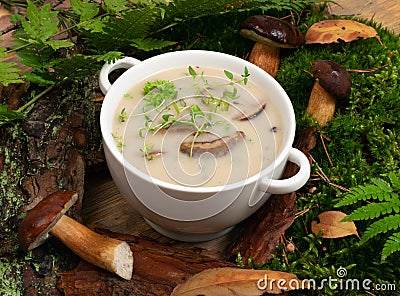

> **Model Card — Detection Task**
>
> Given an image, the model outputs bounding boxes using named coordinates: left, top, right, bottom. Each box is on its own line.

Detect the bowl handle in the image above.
left=258, top=147, right=310, bottom=195
left=99, top=57, right=142, bottom=95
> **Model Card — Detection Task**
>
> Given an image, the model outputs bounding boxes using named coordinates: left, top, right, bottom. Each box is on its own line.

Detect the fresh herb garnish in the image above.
left=137, top=66, right=250, bottom=157
left=112, top=133, right=124, bottom=149
left=119, top=107, right=127, bottom=122
left=142, top=80, right=178, bottom=112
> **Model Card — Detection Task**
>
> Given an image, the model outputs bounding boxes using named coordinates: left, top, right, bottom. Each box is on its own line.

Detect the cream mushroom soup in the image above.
left=112, top=66, right=284, bottom=187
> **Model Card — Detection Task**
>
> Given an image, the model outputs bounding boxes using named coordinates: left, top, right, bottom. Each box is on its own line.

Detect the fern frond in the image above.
left=130, top=37, right=176, bottom=51
left=381, top=232, right=400, bottom=261
left=52, top=53, right=123, bottom=80
left=389, top=171, right=400, bottom=189
left=21, top=0, right=59, bottom=43
left=163, top=0, right=325, bottom=23
left=371, top=177, right=393, bottom=194
left=336, top=178, right=394, bottom=207
left=0, top=48, right=24, bottom=86
left=0, top=104, right=26, bottom=126
left=344, top=200, right=400, bottom=221
left=103, top=0, right=129, bottom=14
left=70, top=0, right=99, bottom=22
left=360, top=214, right=400, bottom=245
left=83, top=6, right=162, bottom=51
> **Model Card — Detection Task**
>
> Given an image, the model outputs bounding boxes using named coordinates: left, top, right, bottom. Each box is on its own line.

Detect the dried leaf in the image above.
left=0, top=7, right=11, bottom=18
left=311, top=211, right=359, bottom=238
left=171, top=267, right=307, bottom=296
left=305, top=20, right=380, bottom=44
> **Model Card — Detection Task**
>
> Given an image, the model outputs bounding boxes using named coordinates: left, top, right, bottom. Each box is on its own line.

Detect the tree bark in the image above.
left=58, top=230, right=236, bottom=296
left=0, top=78, right=104, bottom=295
left=224, top=127, right=317, bottom=266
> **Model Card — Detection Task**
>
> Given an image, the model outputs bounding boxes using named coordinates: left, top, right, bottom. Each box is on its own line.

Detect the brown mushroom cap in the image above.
left=312, top=60, right=352, bottom=98
left=18, top=190, right=78, bottom=251
left=240, top=15, right=305, bottom=48
left=180, top=131, right=245, bottom=158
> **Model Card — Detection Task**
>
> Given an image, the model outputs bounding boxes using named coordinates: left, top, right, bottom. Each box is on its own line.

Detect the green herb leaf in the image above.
left=119, top=107, right=127, bottom=122
left=140, top=142, right=153, bottom=154
left=188, top=66, right=197, bottom=77
left=190, top=104, right=204, bottom=117
left=242, top=66, right=250, bottom=85
left=162, top=113, right=174, bottom=121
left=112, top=133, right=124, bottom=149
left=224, top=69, right=233, bottom=80
left=143, top=80, right=177, bottom=110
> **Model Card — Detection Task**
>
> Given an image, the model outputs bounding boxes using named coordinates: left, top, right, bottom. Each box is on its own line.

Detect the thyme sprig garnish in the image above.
left=189, top=65, right=250, bottom=112
left=115, top=66, right=251, bottom=158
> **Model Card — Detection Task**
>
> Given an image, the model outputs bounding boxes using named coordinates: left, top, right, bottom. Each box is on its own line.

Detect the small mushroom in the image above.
left=145, top=151, right=163, bottom=159
left=306, top=60, right=352, bottom=126
left=180, top=131, right=245, bottom=158
left=240, top=15, right=305, bottom=77
left=157, top=124, right=197, bottom=135
left=18, top=190, right=133, bottom=280
left=234, top=102, right=266, bottom=121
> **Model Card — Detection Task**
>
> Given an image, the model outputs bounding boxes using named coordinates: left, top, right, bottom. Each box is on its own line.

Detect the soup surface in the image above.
left=112, top=66, right=284, bottom=187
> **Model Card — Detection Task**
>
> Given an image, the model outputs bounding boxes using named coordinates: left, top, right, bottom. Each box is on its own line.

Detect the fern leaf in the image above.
left=0, top=104, right=26, bottom=126
left=0, top=49, right=24, bottom=86
left=131, top=37, right=176, bottom=51
left=21, top=0, right=59, bottom=43
left=24, top=72, right=55, bottom=86
left=70, top=0, right=99, bottom=22
left=163, top=0, right=323, bottom=23
left=360, top=214, right=400, bottom=244
left=344, top=201, right=400, bottom=221
left=389, top=171, right=400, bottom=190
left=84, top=7, right=162, bottom=51
left=45, top=40, right=75, bottom=51
left=336, top=179, right=394, bottom=207
left=371, top=177, right=393, bottom=194
left=95, top=51, right=124, bottom=63
left=103, top=0, right=129, bottom=14
left=381, top=232, right=400, bottom=261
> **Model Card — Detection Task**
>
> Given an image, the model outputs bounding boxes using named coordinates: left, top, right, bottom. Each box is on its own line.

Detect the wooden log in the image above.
left=0, top=78, right=104, bottom=295
left=58, top=230, right=236, bottom=296
left=224, top=127, right=317, bottom=266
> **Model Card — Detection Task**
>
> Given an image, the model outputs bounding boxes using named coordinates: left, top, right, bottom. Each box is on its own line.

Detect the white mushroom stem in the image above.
left=306, top=81, right=336, bottom=127
left=50, top=215, right=133, bottom=280
left=249, top=42, right=280, bottom=78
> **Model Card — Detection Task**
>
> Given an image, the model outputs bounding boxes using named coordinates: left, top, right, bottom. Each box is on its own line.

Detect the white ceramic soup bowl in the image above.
left=99, top=50, right=310, bottom=242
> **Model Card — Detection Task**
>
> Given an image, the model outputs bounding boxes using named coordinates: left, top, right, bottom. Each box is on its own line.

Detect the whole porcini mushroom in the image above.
left=240, top=15, right=305, bottom=77
left=306, top=60, right=352, bottom=126
left=18, top=190, right=133, bottom=280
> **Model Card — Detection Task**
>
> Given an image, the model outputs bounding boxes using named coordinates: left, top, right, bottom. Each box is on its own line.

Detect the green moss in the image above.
left=261, top=18, right=400, bottom=293
left=0, top=258, right=23, bottom=296
left=1, top=2, right=399, bottom=294
left=0, top=125, right=27, bottom=224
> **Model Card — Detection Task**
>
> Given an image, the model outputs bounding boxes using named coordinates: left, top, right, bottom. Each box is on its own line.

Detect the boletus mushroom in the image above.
left=306, top=60, right=352, bottom=126
left=180, top=131, right=245, bottom=158
left=18, top=190, right=133, bottom=280
left=234, top=102, right=266, bottom=121
left=240, top=15, right=305, bottom=77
